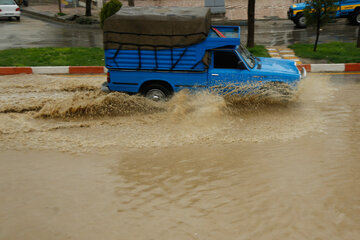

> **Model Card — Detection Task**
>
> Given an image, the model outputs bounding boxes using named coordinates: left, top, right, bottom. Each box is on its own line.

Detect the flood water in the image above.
left=0, top=73, right=359, bottom=240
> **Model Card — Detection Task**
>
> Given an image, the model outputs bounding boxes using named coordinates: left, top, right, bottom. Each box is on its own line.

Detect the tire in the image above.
left=16, top=16, right=20, bottom=21
left=141, top=83, right=172, bottom=101
left=350, top=10, right=360, bottom=25
left=295, top=14, right=306, bottom=28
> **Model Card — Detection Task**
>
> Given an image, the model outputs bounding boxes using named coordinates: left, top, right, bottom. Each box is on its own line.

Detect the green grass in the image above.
left=289, top=42, right=360, bottom=63
left=0, top=46, right=270, bottom=67
left=248, top=45, right=270, bottom=58
left=0, top=48, right=105, bottom=66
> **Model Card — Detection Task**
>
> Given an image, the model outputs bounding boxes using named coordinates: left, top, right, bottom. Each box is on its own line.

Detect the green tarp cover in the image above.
left=103, top=7, right=211, bottom=50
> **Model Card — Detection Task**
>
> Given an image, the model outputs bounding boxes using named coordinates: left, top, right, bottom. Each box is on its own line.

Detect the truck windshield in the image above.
left=237, top=44, right=256, bottom=69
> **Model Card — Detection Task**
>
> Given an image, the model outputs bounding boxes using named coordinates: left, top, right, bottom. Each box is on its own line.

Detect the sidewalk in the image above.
left=267, top=47, right=302, bottom=65
left=21, top=4, right=101, bottom=25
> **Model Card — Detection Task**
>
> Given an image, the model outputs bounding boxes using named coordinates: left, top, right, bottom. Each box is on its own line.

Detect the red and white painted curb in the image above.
left=297, top=63, right=360, bottom=72
left=0, top=64, right=359, bottom=75
left=0, top=66, right=107, bottom=75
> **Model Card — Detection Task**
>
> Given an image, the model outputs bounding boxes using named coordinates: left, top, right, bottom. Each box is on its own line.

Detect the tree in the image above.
left=58, top=0, right=62, bottom=14
left=303, top=0, right=337, bottom=51
left=128, top=0, right=134, bottom=6
left=100, top=0, right=122, bottom=28
left=247, top=0, right=255, bottom=48
left=86, top=0, right=92, bottom=16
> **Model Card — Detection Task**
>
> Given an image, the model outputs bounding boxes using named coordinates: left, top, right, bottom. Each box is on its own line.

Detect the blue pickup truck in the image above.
left=102, top=7, right=305, bottom=101
left=288, top=0, right=360, bottom=28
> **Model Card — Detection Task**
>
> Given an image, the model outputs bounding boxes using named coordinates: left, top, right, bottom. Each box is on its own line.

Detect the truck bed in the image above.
left=104, top=26, right=241, bottom=72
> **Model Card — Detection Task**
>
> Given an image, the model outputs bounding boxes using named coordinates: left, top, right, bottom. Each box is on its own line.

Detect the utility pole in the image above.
left=357, top=26, right=360, bottom=48
left=247, top=0, right=255, bottom=48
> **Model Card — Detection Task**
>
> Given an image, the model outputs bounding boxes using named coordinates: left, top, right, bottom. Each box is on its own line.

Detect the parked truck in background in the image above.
left=288, top=0, right=360, bottom=28
left=102, top=7, right=306, bottom=101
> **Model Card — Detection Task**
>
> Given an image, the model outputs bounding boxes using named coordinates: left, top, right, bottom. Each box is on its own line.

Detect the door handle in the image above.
left=211, top=74, right=219, bottom=76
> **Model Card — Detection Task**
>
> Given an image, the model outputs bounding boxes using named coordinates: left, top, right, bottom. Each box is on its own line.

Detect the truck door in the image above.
left=208, top=50, right=252, bottom=90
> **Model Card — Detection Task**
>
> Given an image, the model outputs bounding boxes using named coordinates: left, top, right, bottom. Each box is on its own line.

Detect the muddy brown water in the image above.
left=0, top=74, right=359, bottom=240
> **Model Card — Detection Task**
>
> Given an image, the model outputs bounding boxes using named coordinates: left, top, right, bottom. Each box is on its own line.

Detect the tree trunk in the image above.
left=357, top=26, right=360, bottom=48
left=86, top=0, right=92, bottom=16
left=247, top=0, right=256, bottom=48
left=314, top=14, right=321, bottom=51
left=128, top=0, right=134, bottom=6
left=58, top=0, right=62, bottom=14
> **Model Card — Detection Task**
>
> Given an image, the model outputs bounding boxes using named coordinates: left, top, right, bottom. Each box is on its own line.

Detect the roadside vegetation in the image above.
left=303, top=0, right=337, bottom=51
left=0, top=48, right=104, bottom=66
left=248, top=45, right=270, bottom=58
left=289, top=42, right=360, bottom=63
left=0, top=46, right=269, bottom=67
left=100, top=0, right=122, bottom=28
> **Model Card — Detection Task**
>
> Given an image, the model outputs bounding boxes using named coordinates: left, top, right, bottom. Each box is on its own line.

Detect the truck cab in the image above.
left=288, top=0, right=360, bottom=28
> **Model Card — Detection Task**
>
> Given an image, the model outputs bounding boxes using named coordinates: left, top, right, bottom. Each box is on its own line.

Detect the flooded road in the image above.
left=0, top=73, right=359, bottom=239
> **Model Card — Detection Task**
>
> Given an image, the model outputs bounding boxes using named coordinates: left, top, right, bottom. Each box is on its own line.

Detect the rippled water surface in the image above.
left=0, top=74, right=359, bottom=240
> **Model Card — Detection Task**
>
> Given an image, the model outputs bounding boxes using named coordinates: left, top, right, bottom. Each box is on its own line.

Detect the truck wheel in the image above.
left=16, top=16, right=20, bottom=21
left=295, top=14, right=306, bottom=28
left=354, top=11, right=360, bottom=25
left=141, top=83, right=172, bottom=101
left=349, top=10, right=360, bottom=24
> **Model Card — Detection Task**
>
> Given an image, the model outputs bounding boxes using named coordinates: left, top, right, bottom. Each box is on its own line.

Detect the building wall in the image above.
left=122, top=0, right=294, bottom=20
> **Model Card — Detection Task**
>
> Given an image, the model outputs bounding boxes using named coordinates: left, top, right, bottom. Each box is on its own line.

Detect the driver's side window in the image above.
left=213, top=51, right=242, bottom=69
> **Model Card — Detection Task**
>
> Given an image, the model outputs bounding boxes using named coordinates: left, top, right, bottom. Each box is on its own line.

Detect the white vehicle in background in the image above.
left=0, top=0, right=20, bottom=21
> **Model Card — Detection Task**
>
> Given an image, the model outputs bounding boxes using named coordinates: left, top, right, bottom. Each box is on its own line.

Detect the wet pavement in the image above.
left=1, top=15, right=359, bottom=50
left=244, top=18, right=360, bottom=46
left=0, top=15, right=102, bottom=50
left=0, top=73, right=359, bottom=239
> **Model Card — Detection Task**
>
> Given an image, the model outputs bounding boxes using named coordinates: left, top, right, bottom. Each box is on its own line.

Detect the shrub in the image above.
left=100, top=0, right=122, bottom=28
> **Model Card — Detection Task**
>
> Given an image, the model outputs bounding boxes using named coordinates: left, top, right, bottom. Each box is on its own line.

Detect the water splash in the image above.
left=0, top=74, right=335, bottom=152
left=35, top=91, right=166, bottom=118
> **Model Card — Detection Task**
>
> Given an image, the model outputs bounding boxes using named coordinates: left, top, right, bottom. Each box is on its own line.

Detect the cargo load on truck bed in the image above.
left=103, top=7, right=241, bottom=72
left=103, top=7, right=211, bottom=50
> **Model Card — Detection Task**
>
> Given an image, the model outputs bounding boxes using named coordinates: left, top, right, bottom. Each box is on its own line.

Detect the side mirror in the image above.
left=237, top=61, right=246, bottom=69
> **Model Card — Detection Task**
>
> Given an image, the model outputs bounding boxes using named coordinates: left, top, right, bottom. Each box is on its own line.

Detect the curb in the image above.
left=0, top=64, right=359, bottom=75
left=297, top=63, right=360, bottom=72
left=0, top=66, right=107, bottom=75
left=21, top=8, right=101, bottom=28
